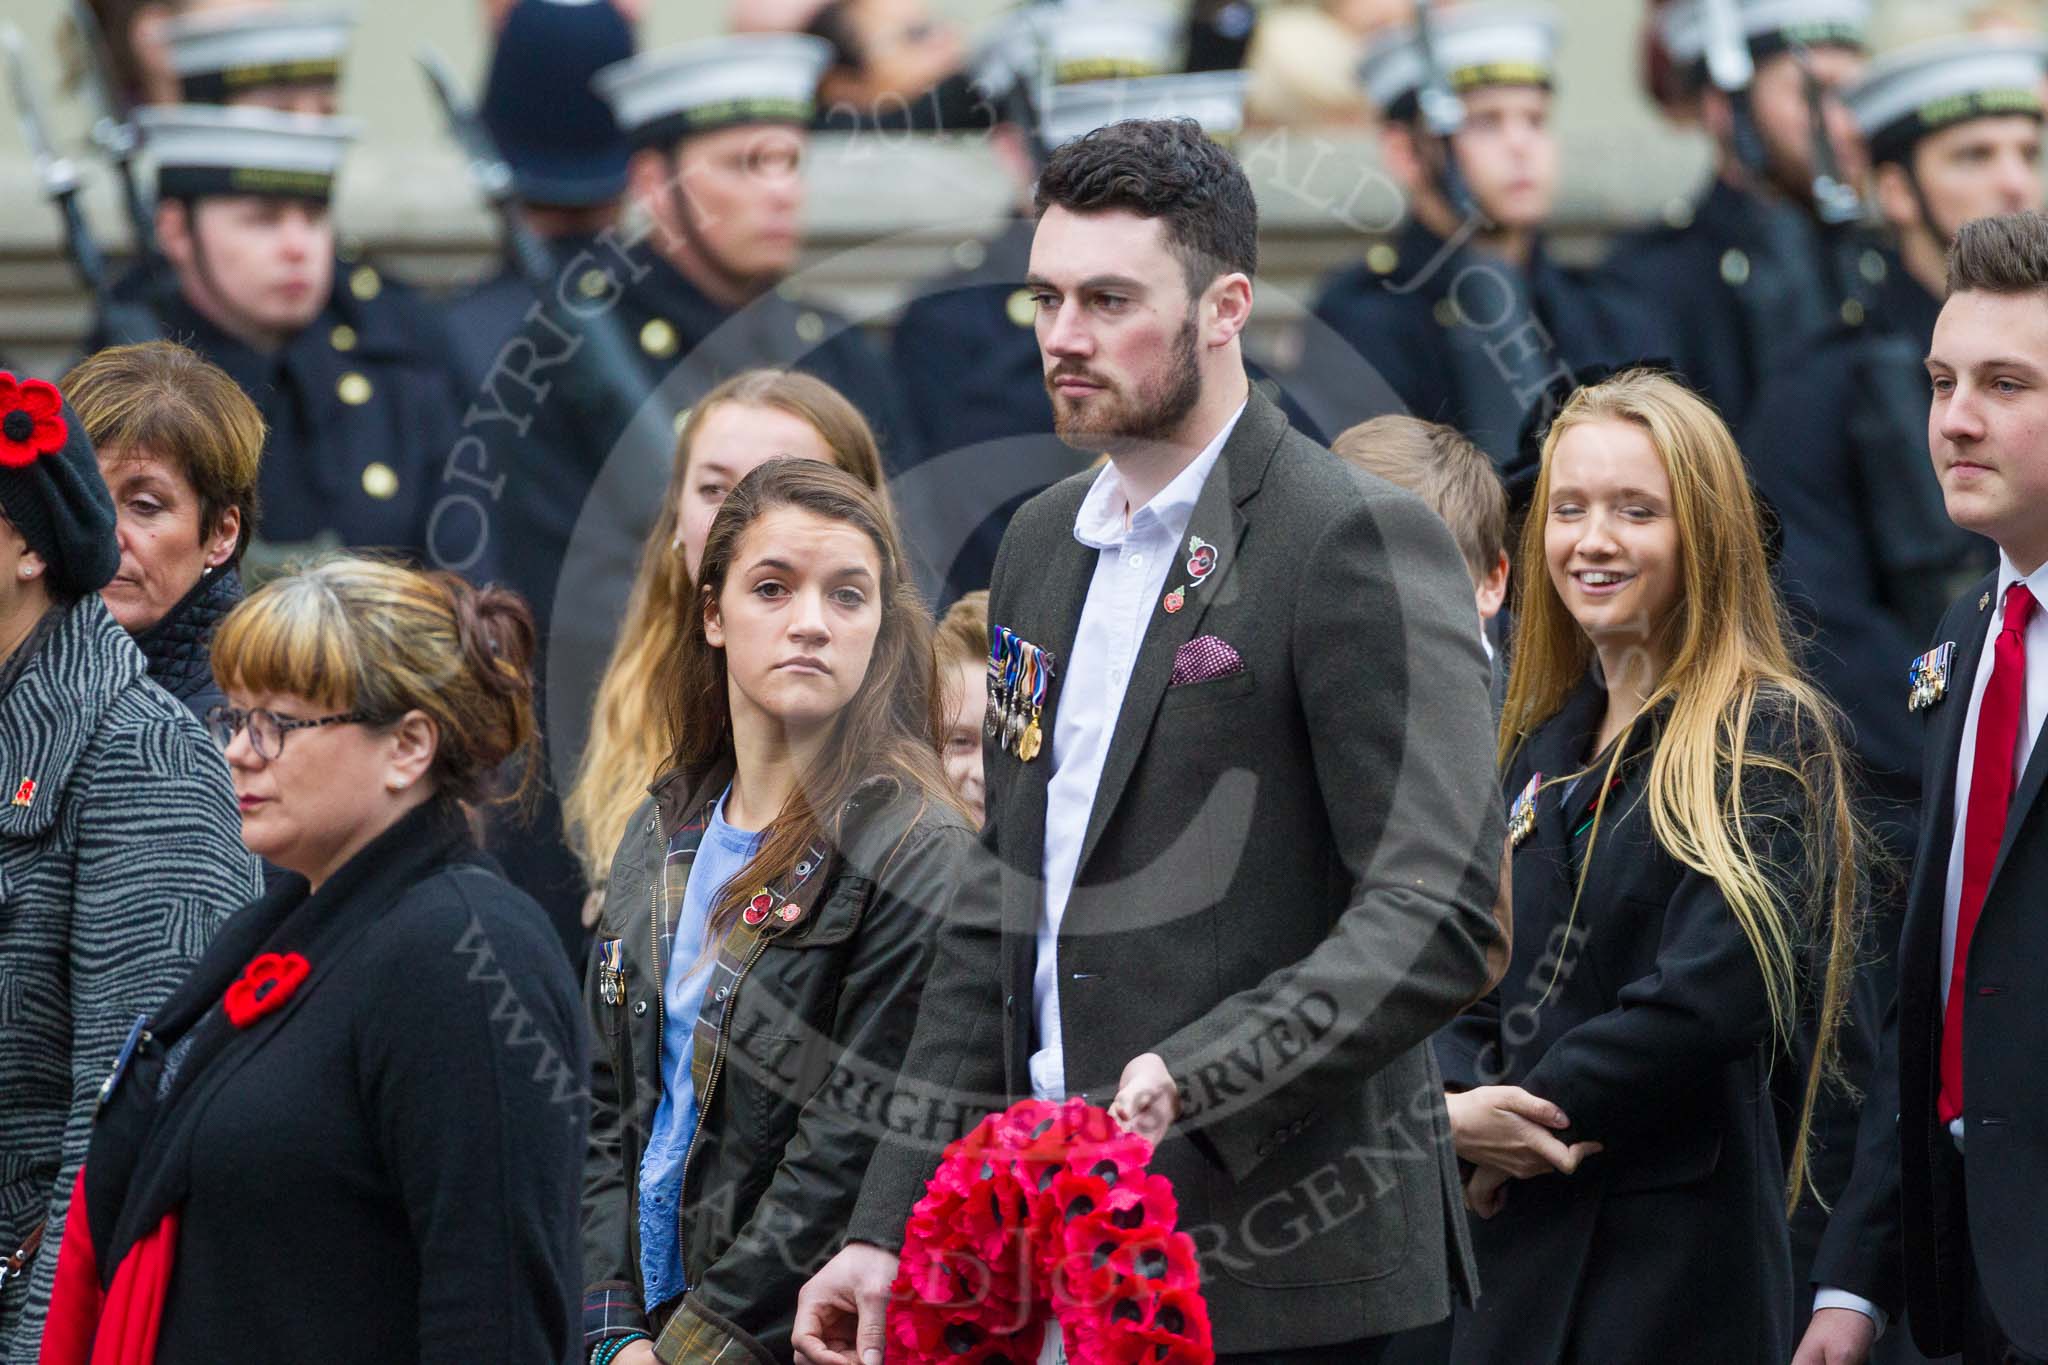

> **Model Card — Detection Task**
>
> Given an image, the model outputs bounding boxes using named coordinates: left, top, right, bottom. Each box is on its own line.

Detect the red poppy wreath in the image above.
left=888, top=1098, right=1214, bottom=1365
left=0, top=372, right=67, bottom=469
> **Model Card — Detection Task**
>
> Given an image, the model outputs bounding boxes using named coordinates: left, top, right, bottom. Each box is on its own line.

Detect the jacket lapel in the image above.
left=991, top=485, right=1097, bottom=901
left=1993, top=649, right=2048, bottom=887
left=1075, top=394, right=1284, bottom=873
left=1521, top=677, right=1607, bottom=865
left=1905, top=579, right=1997, bottom=953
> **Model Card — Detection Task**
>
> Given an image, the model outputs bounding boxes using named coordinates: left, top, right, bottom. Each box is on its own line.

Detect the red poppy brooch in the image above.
left=224, top=952, right=311, bottom=1028
left=889, top=1098, right=1214, bottom=1365
left=0, top=373, right=67, bottom=470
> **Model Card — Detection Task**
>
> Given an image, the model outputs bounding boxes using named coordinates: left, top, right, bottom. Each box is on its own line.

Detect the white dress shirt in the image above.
left=1814, top=553, right=2048, bottom=1334
left=1027, top=401, right=1244, bottom=1103
left=1938, top=552, right=2048, bottom=1143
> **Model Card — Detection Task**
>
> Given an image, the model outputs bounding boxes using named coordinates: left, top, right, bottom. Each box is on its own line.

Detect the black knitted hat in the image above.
left=0, top=372, right=121, bottom=595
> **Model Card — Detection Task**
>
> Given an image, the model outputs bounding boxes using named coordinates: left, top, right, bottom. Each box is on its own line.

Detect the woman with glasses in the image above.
left=39, top=555, right=585, bottom=1365
left=0, top=370, right=257, bottom=1360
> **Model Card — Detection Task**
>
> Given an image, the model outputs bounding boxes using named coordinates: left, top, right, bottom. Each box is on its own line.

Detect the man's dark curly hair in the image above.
left=1033, top=118, right=1259, bottom=299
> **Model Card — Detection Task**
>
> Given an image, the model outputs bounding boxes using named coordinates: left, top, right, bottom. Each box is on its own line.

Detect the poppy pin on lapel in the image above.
left=10, top=778, right=33, bottom=807
left=1907, top=642, right=1955, bottom=713
left=743, top=890, right=775, bottom=927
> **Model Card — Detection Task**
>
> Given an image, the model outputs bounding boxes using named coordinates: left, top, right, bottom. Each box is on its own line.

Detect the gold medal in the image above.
left=1019, top=717, right=1042, bottom=763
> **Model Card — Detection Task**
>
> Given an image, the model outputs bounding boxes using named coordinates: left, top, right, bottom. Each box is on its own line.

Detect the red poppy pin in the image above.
left=0, top=373, right=67, bottom=470
left=10, top=778, right=34, bottom=807
left=224, top=951, right=311, bottom=1028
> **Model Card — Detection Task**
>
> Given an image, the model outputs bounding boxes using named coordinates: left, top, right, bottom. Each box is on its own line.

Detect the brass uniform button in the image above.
left=578, top=268, right=609, bottom=299
left=329, top=324, right=357, bottom=352
left=1005, top=288, right=1037, bottom=328
left=1433, top=298, right=1460, bottom=328
left=1719, top=248, right=1751, bottom=287
left=795, top=311, right=826, bottom=345
left=1860, top=250, right=1888, bottom=284
left=951, top=239, right=986, bottom=271
left=1366, top=242, right=1400, bottom=276
left=336, top=372, right=373, bottom=405
left=673, top=407, right=692, bottom=436
left=1662, top=197, right=1695, bottom=230
left=1841, top=298, right=1865, bottom=327
left=349, top=264, right=381, bottom=301
left=640, top=318, right=678, bottom=358
left=361, top=461, right=399, bottom=500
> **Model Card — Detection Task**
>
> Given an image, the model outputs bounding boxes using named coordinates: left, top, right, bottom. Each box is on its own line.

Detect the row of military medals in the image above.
left=987, top=626, right=1054, bottom=762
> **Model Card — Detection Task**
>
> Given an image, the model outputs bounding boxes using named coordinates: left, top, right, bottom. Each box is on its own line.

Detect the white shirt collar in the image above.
left=1994, top=550, right=2048, bottom=611
left=1072, top=400, right=1247, bottom=551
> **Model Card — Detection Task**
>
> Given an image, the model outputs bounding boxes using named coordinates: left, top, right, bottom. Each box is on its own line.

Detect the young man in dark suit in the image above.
left=1799, top=211, right=2048, bottom=1365
left=794, top=118, right=1506, bottom=1364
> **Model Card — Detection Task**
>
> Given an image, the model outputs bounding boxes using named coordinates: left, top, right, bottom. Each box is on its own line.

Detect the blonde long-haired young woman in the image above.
left=1436, top=369, right=1867, bottom=1364
left=562, top=370, right=888, bottom=918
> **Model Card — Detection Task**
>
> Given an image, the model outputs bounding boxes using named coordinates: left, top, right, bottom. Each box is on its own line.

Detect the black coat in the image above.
left=1308, top=221, right=1668, bottom=463
left=1742, top=264, right=1995, bottom=826
left=477, top=251, right=917, bottom=786
left=73, top=797, right=587, bottom=1365
left=581, top=760, right=974, bottom=1362
left=143, top=266, right=465, bottom=576
left=1815, top=573, right=2048, bottom=1359
left=847, top=392, right=1507, bottom=1353
left=130, top=565, right=243, bottom=722
left=1597, top=178, right=1853, bottom=433
left=1440, top=680, right=1810, bottom=1364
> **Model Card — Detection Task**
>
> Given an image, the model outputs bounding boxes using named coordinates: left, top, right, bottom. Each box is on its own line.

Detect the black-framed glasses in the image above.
left=205, top=705, right=370, bottom=760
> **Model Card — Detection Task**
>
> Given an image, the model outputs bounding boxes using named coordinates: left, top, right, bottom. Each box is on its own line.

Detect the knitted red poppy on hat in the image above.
left=0, top=373, right=68, bottom=470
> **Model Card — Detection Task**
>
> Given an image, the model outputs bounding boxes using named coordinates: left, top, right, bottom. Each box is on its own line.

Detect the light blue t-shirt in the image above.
left=637, top=788, right=762, bottom=1313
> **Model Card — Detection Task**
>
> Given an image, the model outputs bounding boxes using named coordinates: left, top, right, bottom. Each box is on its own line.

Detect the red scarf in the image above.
left=37, top=1170, right=179, bottom=1365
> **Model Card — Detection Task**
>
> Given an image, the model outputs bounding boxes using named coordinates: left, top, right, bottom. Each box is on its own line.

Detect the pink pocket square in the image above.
left=1170, top=635, right=1245, bottom=686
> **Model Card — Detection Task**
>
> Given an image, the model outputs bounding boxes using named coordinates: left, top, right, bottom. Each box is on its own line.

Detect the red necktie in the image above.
left=1939, top=582, right=2037, bottom=1124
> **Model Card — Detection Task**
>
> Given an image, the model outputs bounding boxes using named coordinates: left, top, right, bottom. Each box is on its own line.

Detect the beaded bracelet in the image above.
left=591, top=1333, right=651, bottom=1365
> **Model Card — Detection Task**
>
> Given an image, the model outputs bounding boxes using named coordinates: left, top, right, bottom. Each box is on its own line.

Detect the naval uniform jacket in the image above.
left=1815, top=572, right=2048, bottom=1358
left=1308, top=221, right=1668, bottom=465
left=846, top=390, right=1507, bottom=1353
left=1440, top=679, right=1821, bottom=1364
left=149, top=267, right=463, bottom=576
left=1597, top=178, right=1848, bottom=433
left=1743, top=262, right=1995, bottom=833
left=581, top=760, right=974, bottom=1362
left=499, top=252, right=919, bottom=808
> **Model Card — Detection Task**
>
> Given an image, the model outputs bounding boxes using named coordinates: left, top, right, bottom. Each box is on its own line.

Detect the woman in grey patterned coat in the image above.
left=0, top=369, right=260, bottom=1360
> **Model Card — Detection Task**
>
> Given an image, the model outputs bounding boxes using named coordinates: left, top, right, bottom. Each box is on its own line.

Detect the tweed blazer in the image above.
left=847, top=390, right=1507, bottom=1352
left=0, top=594, right=260, bottom=1361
